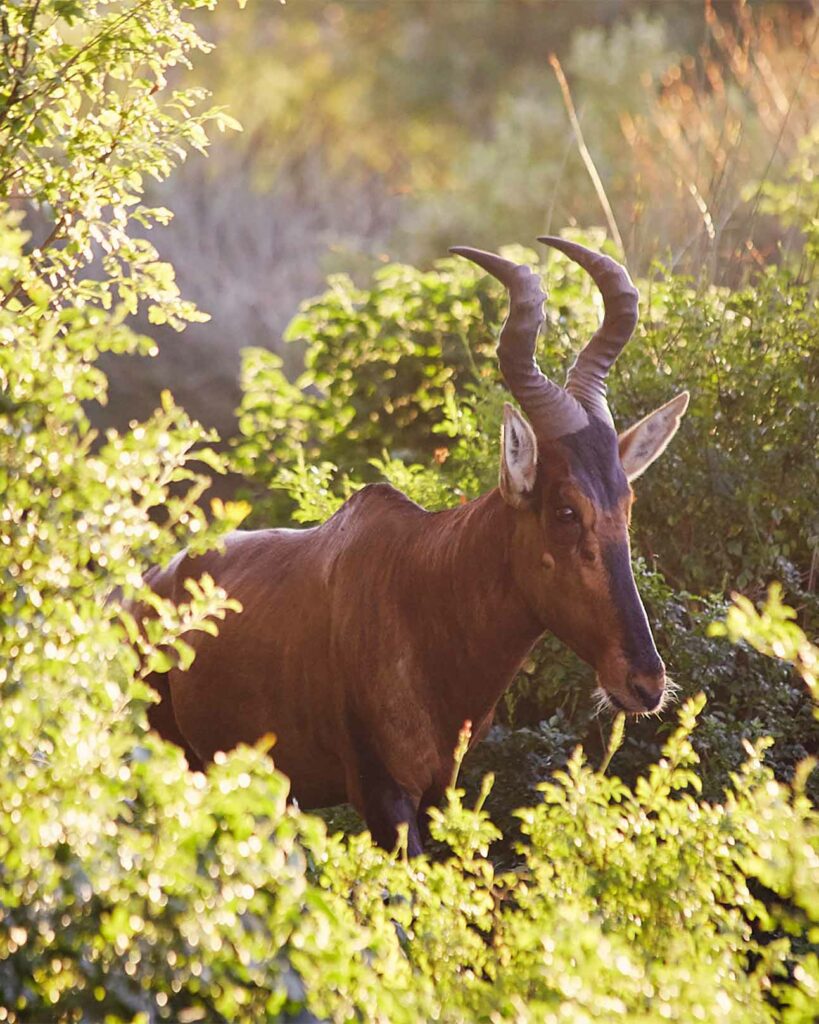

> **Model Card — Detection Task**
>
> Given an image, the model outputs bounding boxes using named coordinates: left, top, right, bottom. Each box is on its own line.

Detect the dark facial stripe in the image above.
left=558, top=418, right=629, bottom=510
left=602, top=541, right=663, bottom=676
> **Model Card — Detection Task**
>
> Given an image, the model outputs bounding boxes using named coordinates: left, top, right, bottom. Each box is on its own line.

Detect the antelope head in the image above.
left=451, top=240, right=688, bottom=715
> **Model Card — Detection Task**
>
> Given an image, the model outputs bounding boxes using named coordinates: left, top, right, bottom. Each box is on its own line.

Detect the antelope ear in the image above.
left=618, top=391, right=689, bottom=482
left=500, top=403, right=538, bottom=508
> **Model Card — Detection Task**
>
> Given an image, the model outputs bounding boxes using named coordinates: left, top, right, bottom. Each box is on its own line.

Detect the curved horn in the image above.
left=538, top=236, right=639, bottom=427
left=449, top=246, right=588, bottom=439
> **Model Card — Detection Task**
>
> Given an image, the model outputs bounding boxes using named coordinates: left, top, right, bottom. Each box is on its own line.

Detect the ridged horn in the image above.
left=449, top=246, right=588, bottom=439
left=538, top=236, right=639, bottom=427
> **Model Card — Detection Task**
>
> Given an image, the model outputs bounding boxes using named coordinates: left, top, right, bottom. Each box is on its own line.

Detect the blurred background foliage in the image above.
left=2, top=0, right=819, bottom=1019
left=94, top=0, right=819, bottom=441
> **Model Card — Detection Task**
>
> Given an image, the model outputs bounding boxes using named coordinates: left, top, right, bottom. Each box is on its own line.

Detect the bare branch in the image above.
left=548, top=53, right=625, bottom=262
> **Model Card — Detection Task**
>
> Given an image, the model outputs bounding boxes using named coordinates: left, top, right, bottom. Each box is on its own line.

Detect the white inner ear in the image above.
left=502, top=403, right=538, bottom=500
left=618, top=391, right=689, bottom=482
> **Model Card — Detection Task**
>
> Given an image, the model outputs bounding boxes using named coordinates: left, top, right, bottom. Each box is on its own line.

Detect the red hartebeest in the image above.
left=139, top=238, right=688, bottom=854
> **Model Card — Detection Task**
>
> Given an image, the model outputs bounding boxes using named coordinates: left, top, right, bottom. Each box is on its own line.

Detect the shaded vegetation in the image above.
left=1, top=1, right=818, bottom=1021
left=235, top=214, right=819, bottom=810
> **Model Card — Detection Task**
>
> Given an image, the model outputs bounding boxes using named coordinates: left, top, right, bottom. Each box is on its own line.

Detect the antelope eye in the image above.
left=555, top=506, right=578, bottom=523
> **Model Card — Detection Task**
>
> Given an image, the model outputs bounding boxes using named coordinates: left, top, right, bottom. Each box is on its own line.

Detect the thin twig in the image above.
left=731, top=14, right=819, bottom=278
left=0, top=0, right=41, bottom=128
left=548, top=53, right=625, bottom=260
left=0, top=0, right=155, bottom=175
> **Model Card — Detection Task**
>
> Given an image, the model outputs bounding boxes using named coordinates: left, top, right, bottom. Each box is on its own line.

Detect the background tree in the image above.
left=86, top=0, right=819, bottom=447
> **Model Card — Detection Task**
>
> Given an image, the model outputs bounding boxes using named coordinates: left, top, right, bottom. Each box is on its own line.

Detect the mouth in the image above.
left=593, top=677, right=678, bottom=718
left=593, top=688, right=645, bottom=716
left=607, top=692, right=630, bottom=712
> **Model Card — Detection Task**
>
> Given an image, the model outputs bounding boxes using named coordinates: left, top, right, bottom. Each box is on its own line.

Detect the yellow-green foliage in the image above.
left=2, top=3, right=818, bottom=1021
left=711, top=584, right=818, bottom=706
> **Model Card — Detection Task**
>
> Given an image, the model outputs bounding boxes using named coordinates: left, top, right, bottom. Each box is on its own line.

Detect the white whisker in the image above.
left=660, top=675, right=680, bottom=712
left=592, top=687, right=613, bottom=718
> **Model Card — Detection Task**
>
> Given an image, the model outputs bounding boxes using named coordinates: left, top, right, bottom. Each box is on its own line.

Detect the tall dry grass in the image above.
left=618, top=0, right=817, bottom=280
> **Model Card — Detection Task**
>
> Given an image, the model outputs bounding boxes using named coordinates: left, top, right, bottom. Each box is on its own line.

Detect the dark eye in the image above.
left=555, top=506, right=578, bottom=524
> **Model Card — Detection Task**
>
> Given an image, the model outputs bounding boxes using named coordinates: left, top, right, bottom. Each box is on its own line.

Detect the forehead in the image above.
left=554, top=418, right=630, bottom=510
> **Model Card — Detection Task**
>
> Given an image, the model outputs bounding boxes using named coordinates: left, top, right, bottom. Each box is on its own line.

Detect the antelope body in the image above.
left=142, top=239, right=688, bottom=854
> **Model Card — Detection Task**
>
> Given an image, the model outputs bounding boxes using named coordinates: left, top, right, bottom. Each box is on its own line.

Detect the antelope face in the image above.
left=452, top=238, right=688, bottom=714
left=502, top=398, right=688, bottom=715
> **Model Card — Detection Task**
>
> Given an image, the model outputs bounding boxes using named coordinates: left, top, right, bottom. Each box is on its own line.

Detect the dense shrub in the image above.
left=2, top=3, right=818, bottom=1020
left=234, top=253, right=510, bottom=495
left=234, top=226, right=819, bottom=804
left=615, top=264, right=818, bottom=595
left=236, top=226, right=817, bottom=599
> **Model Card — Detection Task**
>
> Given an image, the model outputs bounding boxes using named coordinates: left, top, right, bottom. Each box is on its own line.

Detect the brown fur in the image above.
left=148, top=487, right=539, bottom=808
left=139, top=423, right=669, bottom=853
left=135, top=242, right=689, bottom=852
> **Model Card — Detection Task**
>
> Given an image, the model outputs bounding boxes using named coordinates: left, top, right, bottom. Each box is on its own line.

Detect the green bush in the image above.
left=615, top=263, right=818, bottom=595
left=3, top=3, right=818, bottom=1020
left=235, top=227, right=819, bottom=805
left=236, top=229, right=817, bottom=599
left=233, top=251, right=514, bottom=521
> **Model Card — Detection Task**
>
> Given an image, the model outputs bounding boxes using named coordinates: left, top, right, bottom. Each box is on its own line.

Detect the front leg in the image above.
left=363, top=775, right=424, bottom=857
left=345, top=747, right=424, bottom=856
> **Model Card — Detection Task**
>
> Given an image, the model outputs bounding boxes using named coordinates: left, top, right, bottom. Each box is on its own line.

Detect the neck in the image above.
left=407, top=488, right=543, bottom=736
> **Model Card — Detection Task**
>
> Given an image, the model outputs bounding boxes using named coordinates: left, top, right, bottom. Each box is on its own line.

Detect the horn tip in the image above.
left=449, top=245, right=495, bottom=265
left=537, top=235, right=573, bottom=252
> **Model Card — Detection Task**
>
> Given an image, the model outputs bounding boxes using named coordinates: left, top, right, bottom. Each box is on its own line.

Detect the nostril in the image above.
left=632, top=682, right=662, bottom=711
